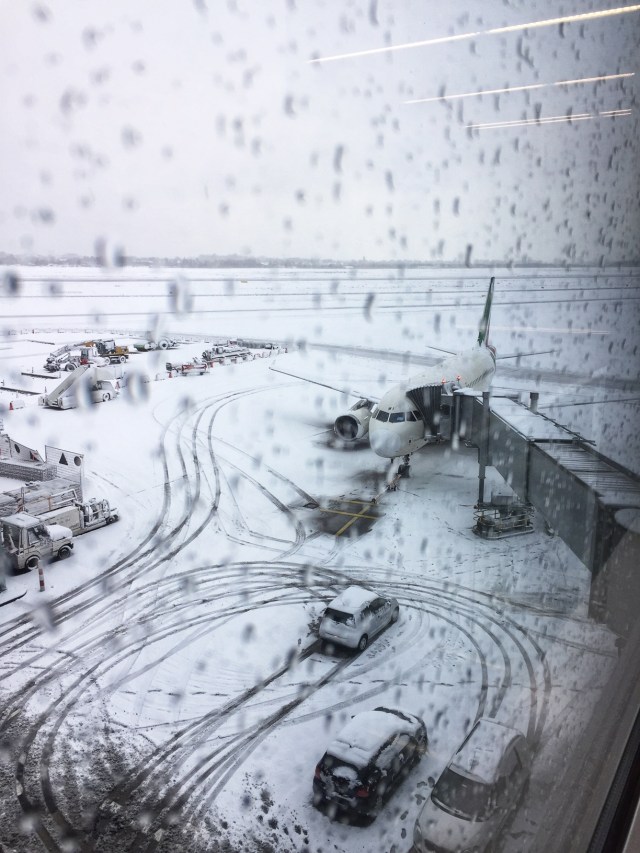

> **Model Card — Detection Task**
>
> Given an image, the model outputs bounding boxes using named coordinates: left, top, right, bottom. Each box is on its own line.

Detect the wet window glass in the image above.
left=1, top=4, right=639, bottom=853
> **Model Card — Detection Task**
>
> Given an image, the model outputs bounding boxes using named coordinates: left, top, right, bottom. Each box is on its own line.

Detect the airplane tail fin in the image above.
left=477, top=276, right=495, bottom=347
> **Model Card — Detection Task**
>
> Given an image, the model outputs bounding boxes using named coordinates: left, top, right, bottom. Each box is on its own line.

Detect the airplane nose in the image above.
left=369, top=426, right=404, bottom=458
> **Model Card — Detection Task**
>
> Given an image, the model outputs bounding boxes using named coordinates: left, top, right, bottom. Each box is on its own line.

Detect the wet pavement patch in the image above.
left=307, top=497, right=383, bottom=537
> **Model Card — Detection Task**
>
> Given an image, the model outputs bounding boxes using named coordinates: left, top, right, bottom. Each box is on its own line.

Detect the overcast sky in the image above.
left=1, top=0, right=638, bottom=263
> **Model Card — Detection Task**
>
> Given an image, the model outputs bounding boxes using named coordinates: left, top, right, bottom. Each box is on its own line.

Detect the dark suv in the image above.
left=313, top=706, right=428, bottom=820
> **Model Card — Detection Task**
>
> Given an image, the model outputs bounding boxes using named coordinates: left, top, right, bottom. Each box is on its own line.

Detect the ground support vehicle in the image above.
left=42, top=365, right=90, bottom=408
left=237, top=339, right=286, bottom=352
left=41, top=365, right=122, bottom=409
left=134, top=337, right=178, bottom=351
left=90, top=379, right=119, bottom=402
left=413, top=718, right=531, bottom=853
left=44, top=340, right=89, bottom=372
left=45, top=345, right=110, bottom=372
left=91, top=339, right=130, bottom=363
left=38, top=498, right=118, bottom=535
left=318, top=585, right=400, bottom=651
left=0, top=480, right=80, bottom=519
left=44, top=339, right=110, bottom=372
left=202, top=345, right=253, bottom=364
left=44, top=352, right=81, bottom=373
left=78, top=346, right=109, bottom=367
left=166, top=358, right=209, bottom=376
left=313, top=706, right=428, bottom=820
left=0, top=512, right=73, bottom=571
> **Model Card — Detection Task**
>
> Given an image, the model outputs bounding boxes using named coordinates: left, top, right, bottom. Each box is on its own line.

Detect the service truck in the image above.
left=38, top=498, right=118, bottom=535
left=0, top=512, right=74, bottom=572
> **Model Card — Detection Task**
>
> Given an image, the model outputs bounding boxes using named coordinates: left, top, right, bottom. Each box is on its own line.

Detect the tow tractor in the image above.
left=0, top=512, right=74, bottom=572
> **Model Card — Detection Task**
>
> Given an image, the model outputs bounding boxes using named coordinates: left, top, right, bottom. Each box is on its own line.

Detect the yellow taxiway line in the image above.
left=334, top=502, right=378, bottom=536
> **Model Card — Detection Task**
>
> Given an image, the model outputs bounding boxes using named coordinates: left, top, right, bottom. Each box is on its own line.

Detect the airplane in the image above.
left=271, top=278, right=497, bottom=475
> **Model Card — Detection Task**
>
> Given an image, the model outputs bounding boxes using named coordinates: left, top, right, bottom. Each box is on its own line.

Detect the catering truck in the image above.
left=0, top=512, right=74, bottom=572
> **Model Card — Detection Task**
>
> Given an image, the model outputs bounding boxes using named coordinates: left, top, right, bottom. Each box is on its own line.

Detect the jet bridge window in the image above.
left=375, top=411, right=390, bottom=422
left=389, top=412, right=405, bottom=423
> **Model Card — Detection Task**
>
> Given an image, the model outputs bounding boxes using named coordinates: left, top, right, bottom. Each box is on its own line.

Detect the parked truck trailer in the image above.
left=38, top=498, right=118, bottom=535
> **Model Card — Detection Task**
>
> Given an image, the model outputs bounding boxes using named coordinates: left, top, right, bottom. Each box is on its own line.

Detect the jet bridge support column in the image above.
left=452, top=391, right=462, bottom=447
left=477, top=391, right=490, bottom=505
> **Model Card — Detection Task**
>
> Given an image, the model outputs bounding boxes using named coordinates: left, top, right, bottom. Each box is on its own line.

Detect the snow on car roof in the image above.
left=326, top=709, right=418, bottom=769
left=451, top=718, right=523, bottom=784
left=326, top=585, right=377, bottom=613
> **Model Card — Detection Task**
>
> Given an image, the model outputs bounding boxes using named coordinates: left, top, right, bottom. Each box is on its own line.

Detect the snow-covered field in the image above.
left=0, top=265, right=638, bottom=853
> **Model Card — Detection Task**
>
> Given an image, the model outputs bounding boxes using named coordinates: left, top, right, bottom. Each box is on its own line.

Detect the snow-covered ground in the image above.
left=0, top=266, right=637, bottom=853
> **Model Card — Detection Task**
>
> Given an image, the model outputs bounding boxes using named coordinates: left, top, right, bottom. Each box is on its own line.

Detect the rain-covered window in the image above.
left=0, top=3, right=639, bottom=853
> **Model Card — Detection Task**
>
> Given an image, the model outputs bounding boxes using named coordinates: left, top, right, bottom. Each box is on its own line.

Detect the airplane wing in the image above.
left=496, top=349, right=556, bottom=360
left=269, top=364, right=381, bottom=404
left=425, top=344, right=456, bottom=355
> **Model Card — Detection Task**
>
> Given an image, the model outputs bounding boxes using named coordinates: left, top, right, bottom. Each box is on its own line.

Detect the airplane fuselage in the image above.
left=368, top=346, right=496, bottom=459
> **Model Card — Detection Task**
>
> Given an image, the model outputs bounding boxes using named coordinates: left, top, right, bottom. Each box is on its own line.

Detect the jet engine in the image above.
left=333, top=399, right=374, bottom=441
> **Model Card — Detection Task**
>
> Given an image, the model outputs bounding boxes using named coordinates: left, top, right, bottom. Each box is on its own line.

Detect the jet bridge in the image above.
left=469, top=395, right=640, bottom=633
left=407, top=385, right=443, bottom=438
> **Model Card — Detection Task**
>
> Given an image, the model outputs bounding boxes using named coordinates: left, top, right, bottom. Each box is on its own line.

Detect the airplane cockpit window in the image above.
left=1, top=3, right=639, bottom=853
